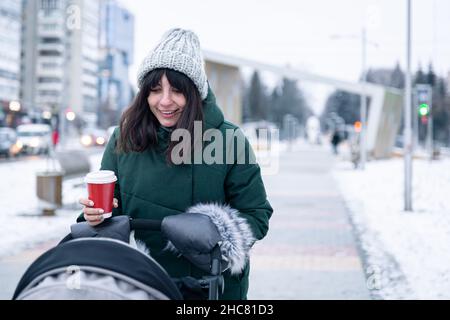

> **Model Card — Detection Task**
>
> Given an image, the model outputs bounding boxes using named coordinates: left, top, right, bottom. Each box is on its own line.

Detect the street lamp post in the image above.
left=330, top=29, right=377, bottom=170
left=426, top=95, right=433, bottom=159
left=404, top=0, right=413, bottom=211
left=360, top=27, right=367, bottom=170
left=58, top=106, right=66, bottom=149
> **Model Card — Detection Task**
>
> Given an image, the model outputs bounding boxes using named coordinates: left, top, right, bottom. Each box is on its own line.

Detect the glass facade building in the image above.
left=0, top=0, right=22, bottom=116
left=98, top=0, right=134, bottom=128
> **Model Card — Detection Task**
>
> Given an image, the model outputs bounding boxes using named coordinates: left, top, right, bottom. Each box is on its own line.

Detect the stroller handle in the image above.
left=129, top=218, right=161, bottom=231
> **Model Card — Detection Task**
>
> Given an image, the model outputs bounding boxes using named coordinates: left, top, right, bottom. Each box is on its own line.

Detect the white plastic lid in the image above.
left=84, top=170, right=117, bottom=184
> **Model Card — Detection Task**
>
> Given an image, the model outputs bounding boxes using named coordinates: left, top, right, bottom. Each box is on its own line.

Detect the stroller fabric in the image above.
left=13, top=238, right=183, bottom=300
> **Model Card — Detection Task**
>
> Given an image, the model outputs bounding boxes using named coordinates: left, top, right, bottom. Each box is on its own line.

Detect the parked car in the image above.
left=80, top=128, right=108, bottom=147
left=16, top=124, right=52, bottom=155
left=0, top=127, right=22, bottom=158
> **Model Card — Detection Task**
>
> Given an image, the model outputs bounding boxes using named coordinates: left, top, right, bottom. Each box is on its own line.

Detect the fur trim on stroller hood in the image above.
left=129, top=230, right=151, bottom=256
left=165, top=203, right=255, bottom=275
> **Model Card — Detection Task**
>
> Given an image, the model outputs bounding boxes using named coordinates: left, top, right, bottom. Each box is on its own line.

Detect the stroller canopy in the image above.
left=13, top=238, right=183, bottom=300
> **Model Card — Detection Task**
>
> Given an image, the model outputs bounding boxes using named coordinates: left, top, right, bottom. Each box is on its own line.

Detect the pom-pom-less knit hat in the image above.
left=137, top=28, right=208, bottom=100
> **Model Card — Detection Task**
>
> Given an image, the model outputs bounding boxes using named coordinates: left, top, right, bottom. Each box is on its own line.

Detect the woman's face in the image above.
left=147, top=74, right=187, bottom=127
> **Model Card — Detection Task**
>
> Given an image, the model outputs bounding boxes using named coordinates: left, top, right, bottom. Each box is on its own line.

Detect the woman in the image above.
left=78, top=28, right=273, bottom=300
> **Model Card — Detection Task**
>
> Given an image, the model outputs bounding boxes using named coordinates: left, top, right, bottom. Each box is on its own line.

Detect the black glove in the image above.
left=70, top=215, right=130, bottom=243
left=161, top=212, right=224, bottom=273
left=162, top=203, right=256, bottom=276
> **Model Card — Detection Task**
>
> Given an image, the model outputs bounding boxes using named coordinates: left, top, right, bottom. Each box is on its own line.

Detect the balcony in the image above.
left=38, top=28, right=65, bottom=39
left=36, top=94, right=62, bottom=105
left=37, top=13, right=65, bottom=25
left=37, top=43, right=65, bottom=54
left=36, top=67, right=64, bottom=79
left=36, top=82, right=64, bottom=92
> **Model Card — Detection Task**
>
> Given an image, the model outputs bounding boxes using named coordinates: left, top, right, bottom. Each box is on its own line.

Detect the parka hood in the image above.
left=202, top=86, right=224, bottom=130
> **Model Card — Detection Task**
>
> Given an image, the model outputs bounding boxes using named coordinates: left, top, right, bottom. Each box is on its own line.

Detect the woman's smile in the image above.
left=158, top=109, right=180, bottom=118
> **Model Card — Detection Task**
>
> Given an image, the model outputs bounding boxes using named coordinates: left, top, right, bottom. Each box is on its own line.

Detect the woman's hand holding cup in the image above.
left=82, top=170, right=118, bottom=226
left=79, top=197, right=119, bottom=226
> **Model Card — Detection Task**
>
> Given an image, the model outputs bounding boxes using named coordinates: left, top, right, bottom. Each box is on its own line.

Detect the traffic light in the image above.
left=354, top=121, right=362, bottom=133
left=65, top=108, right=76, bottom=121
left=416, top=85, right=432, bottom=117
left=418, top=103, right=429, bottom=116
left=421, top=115, right=428, bottom=125
left=415, top=84, right=432, bottom=143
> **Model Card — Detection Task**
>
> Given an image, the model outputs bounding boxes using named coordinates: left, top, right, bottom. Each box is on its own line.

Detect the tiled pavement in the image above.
left=247, top=144, right=371, bottom=299
left=0, top=239, right=59, bottom=299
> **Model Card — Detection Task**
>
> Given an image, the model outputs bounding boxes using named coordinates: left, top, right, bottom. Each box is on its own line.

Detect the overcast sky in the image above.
left=122, top=0, right=450, bottom=113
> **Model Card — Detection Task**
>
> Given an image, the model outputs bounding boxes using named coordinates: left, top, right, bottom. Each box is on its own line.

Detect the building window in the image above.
left=83, top=82, right=98, bottom=90
left=39, top=90, right=60, bottom=97
left=40, top=0, right=59, bottom=15
left=38, top=77, right=61, bottom=83
left=0, top=69, right=18, bottom=81
left=121, top=52, right=129, bottom=65
left=39, top=50, right=61, bottom=57
left=41, top=62, right=59, bottom=68
left=40, top=37, right=61, bottom=44
left=42, top=23, right=58, bottom=31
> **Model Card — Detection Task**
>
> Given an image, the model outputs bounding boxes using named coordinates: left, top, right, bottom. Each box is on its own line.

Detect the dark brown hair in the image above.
left=117, top=68, right=203, bottom=163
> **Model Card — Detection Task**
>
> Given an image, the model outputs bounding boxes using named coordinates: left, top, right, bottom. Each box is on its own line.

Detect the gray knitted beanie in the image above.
left=137, top=28, right=208, bottom=100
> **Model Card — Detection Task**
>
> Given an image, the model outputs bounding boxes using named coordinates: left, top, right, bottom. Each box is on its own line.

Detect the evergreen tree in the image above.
left=242, top=73, right=317, bottom=130
left=365, top=64, right=404, bottom=89
left=430, top=75, right=449, bottom=144
left=277, top=77, right=310, bottom=125
left=390, top=62, right=405, bottom=89
left=246, top=71, right=269, bottom=121
left=413, top=62, right=449, bottom=145
left=241, top=82, right=252, bottom=123
left=269, top=86, right=281, bottom=124
left=321, top=90, right=360, bottom=127
left=414, top=64, right=427, bottom=84
left=426, top=63, right=436, bottom=87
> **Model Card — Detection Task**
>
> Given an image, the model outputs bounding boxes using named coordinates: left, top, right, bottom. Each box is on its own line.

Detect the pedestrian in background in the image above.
left=331, top=129, right=341, bottom=155
left=51, top=129, right=59, bottom=147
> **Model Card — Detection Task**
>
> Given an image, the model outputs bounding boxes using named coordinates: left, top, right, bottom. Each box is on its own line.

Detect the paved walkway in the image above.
left=0, top=239, right=59, bottom=299
left=247, top=144, right=371, bottom=299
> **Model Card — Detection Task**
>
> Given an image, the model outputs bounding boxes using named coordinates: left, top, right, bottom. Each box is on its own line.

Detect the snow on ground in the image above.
left=0, top=152, right=103, bottom=258
left=332, top=155, right=450, bottom=299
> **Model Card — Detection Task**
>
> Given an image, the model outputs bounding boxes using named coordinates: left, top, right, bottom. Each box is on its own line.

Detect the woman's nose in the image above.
left=160, top=91, right=173, bottom=106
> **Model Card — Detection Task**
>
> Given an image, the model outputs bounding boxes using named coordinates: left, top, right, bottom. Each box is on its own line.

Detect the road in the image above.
left=0, top=146, right=105, bottom=164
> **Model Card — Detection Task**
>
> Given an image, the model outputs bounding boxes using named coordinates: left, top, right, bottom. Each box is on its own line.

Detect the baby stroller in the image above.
left=12, top=214, right=228, bottom=300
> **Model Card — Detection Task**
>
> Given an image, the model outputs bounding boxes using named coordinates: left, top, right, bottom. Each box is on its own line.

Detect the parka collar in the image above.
left=202, top=86, right=224, bottom=130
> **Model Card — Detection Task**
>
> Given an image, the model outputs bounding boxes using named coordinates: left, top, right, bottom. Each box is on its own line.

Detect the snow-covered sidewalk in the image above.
left=0, top=152, right=102, bottom=258
left=332, top=157, right=450, bottom=299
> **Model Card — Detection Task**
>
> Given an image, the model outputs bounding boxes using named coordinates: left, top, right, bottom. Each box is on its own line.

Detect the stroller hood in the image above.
left=13, top=238, right=183, bottom=300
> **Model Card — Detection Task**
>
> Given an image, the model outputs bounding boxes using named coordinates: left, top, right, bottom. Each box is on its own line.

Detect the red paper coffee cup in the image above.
left=85, top=170, right=117, bottom=218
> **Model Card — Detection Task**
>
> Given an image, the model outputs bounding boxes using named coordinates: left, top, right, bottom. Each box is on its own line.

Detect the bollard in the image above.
left=36, top=171, right=64, bottom=216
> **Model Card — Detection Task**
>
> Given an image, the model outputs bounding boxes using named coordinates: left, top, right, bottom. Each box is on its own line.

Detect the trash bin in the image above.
left=432, top=147, right=440, bottom=160
left=36, top=171, right=63, bottom=216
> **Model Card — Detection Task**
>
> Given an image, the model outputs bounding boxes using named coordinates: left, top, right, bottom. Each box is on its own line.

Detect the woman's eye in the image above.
left=172, top=88, right=181, bottom=93
left=150, top=87, right=161, bottom=92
